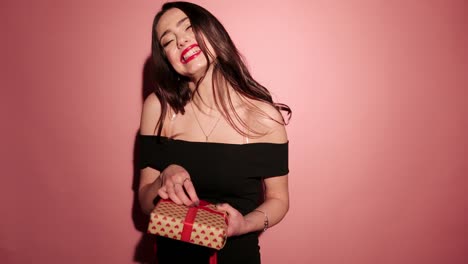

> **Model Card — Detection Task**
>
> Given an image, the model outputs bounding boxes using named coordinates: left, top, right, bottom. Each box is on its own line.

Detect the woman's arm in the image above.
left=138, top=94, right=200, bottom=214
left=138, top=94, right=164, bottom=214
left=246, top=175, right=289, bottom=231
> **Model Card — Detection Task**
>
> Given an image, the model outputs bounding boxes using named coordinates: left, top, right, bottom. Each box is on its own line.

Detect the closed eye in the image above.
left=161, top=24, right=191, bottom=47
left=162, top=39, right=173, bottom=48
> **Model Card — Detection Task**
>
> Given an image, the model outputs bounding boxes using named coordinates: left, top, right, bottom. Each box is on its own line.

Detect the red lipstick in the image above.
left=180, top=44, right=202, bottom=64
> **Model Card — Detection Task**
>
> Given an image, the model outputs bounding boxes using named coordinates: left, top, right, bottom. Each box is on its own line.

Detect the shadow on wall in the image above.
left=131, top=56, right=158, bottom=264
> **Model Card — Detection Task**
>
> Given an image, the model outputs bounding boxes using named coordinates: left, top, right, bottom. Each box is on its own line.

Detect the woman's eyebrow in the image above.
left=159, top=17, right=189, bottom=42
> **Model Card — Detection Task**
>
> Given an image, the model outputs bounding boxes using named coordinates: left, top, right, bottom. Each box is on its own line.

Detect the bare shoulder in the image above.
left=247, top=99, right=288, bottom=144
left=140, top=93, right=161, bottom=135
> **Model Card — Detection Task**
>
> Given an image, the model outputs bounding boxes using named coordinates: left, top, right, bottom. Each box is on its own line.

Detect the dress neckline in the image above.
left=140, top=135, right=288, bottom=146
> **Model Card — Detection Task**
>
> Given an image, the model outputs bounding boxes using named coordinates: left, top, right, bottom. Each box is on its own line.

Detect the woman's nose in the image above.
left=177, top=35, right=190, bottom=48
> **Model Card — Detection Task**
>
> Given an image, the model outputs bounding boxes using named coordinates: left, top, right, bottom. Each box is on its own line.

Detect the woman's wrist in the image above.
left=253, top=209, right=269, bottom=232
left=244, top=209, right=269, bottom=233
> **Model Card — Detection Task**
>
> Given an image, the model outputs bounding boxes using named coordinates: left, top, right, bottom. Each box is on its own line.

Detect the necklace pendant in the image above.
left=190, top=102, right=221, bottom=143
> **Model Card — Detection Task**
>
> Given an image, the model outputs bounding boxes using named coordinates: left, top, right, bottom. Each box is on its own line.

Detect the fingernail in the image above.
left=189, top=201, right=199, bottom=207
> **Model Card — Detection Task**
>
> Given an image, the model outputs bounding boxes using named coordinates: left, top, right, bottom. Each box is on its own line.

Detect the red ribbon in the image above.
left=159, top=199, right=227, bottom=243
left=181, top=200, right=225, bottom=242
left=159, top=199, right=227, bottom=264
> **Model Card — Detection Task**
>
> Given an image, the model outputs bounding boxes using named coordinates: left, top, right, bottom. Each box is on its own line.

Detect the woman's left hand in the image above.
left=215, top=203, right=249, bottom=237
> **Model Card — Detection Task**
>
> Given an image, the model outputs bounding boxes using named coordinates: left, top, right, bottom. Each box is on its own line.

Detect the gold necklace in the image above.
left=190, top=102, right=222, bottom=142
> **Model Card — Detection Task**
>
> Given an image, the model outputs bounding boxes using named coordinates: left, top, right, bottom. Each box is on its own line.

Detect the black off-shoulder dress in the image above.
left=139, top=135, right=288, bottom=264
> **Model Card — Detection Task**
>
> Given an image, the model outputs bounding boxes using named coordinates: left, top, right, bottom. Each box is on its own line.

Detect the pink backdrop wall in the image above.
left=1, top=0, right=467, bottom=263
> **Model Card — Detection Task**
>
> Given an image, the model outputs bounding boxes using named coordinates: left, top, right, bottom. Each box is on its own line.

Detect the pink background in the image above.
left=1, top=0, right=467, bottom=263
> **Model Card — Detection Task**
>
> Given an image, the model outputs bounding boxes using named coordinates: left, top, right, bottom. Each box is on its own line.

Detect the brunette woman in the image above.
left=138, top=2, right=291, bottom=263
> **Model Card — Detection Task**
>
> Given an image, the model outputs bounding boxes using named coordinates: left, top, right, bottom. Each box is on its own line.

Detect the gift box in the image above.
left=148, top=199, right=228, bottom=250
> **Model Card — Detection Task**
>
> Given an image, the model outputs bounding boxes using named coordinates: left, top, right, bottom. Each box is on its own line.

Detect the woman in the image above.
left=138, top=1, right=291, bottom=263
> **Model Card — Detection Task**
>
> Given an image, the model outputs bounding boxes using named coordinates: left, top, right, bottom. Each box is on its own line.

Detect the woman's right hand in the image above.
left=157, top=164, right=200, bottom=206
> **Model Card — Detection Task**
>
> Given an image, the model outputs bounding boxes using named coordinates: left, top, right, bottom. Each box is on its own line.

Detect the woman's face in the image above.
left=156, top=8, right=215, bottom=80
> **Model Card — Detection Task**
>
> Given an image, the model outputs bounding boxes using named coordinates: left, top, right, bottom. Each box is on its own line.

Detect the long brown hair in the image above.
left=151, top=1, right=291, bottom=137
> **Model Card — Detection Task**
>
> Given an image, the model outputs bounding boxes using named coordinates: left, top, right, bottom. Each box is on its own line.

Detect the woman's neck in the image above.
left=188, top=65, right=218, bottom=112
left=187, top=64, right=243, bottom=114
left=190, top=81, right=214, bottom=106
